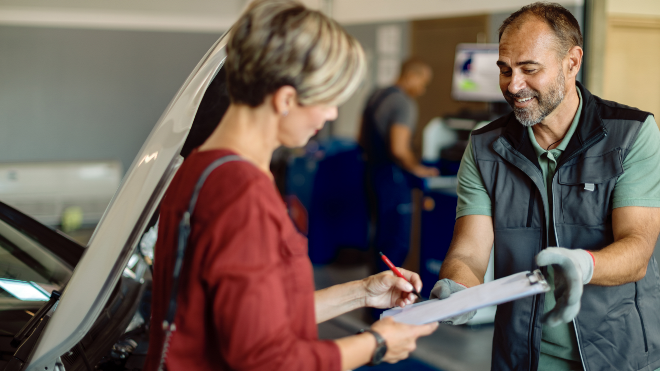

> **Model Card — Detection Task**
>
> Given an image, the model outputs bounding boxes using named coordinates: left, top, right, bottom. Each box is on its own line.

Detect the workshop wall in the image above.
left=0, top=25, right=220, bottom=174
left=602, top=0, right=660, bottom=119
left=0, top=4, right=587, bottom=170
left=333, top=21, right=411, bottom=140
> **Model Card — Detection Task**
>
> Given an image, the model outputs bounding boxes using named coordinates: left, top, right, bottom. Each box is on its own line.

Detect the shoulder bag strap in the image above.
left=158, top=154, right=243, bottom=370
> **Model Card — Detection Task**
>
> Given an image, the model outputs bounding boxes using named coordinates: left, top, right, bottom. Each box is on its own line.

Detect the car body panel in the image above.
left=25, top=32, right=230, bottom=371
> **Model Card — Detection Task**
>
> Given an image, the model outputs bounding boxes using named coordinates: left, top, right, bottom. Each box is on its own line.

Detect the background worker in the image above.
left=431, top=3, right=660, bottom=371
left=144, top=2, right=438, bottom=371
left=359, top=59, right=438, bottom=271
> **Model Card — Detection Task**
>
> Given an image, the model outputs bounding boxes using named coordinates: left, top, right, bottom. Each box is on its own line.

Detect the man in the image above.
left=431, top=3, right=660, bottom=371
left=360, top=59, right=438, bottom=270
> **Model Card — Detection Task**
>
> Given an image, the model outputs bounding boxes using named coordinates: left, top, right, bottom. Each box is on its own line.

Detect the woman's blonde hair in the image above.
left=225, top=0, right=366, bottom=107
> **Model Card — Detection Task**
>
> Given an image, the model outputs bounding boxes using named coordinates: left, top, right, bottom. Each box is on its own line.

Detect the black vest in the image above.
left=471, top=82, right=660, bottom=371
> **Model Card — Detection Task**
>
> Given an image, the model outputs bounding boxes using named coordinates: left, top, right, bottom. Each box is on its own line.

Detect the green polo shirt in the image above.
left=455, top=88, right=660, bottom=369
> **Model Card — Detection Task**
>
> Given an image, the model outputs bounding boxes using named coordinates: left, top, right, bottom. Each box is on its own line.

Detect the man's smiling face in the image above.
left=498, top=16, right=568, bottom=127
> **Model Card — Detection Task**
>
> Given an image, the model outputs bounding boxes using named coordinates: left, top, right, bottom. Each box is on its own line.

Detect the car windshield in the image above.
left=0, top=218, right=72, bottom=305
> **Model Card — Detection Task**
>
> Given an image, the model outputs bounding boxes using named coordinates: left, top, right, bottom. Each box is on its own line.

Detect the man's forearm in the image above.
left=439, top=215, right=494, bottom=287
left=314, top=280, right=366, bottom=324
left=439, top=256, right=486, bottom=288
left=588, top=206, right=660, bottom=286
left=590, top=235, right=655, bottom=286
left=392, top=149, right=421, bottom=173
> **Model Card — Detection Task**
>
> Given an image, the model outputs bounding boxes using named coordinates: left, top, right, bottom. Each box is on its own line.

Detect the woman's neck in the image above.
left=199, top=103, right=280, bottom=177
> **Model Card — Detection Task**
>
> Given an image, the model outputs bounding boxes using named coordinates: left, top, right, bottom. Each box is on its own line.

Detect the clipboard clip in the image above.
left=527, top=270, right=551, bottom=292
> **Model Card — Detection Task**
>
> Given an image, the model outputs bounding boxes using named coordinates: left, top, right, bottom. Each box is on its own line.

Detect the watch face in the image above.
left=373, top=344, right=387, bottom=364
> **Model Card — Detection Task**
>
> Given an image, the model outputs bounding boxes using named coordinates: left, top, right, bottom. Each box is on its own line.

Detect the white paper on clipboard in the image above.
left=381, top=270, right=550, bottom=325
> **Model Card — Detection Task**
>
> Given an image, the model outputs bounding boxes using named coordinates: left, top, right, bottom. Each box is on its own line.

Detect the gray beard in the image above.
left=511, top=72, right=566, bottom=128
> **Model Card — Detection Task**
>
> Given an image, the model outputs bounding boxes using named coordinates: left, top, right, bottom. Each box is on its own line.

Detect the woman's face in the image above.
left=278, top=103, right=338, bottom=148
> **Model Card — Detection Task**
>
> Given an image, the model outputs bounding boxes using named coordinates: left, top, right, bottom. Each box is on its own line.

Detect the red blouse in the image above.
left=144, top=149, right=341, bottom=371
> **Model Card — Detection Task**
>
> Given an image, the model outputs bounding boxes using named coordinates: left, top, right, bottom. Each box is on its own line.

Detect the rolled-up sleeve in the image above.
left=612, top=115, right=660, bottom=208
left=456, top=137, right=492, bottom=219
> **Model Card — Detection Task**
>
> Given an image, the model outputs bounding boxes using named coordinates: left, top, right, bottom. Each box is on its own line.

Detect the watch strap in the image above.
left=357, top=328, right=387, bottom=366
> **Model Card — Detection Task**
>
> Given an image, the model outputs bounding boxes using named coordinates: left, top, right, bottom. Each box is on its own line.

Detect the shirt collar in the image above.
left=528, top=87, right=583, bottom=158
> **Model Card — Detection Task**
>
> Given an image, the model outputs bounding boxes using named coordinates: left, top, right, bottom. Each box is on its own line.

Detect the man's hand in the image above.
left=429, top=278, right=476, bottom=325
left=535, top=247, right=595, bottom=327
left=362, top=269, right=422, bottom=309
left=389, top=124, right=439, bottom=178
left=410, top=164, right=439, bottom=178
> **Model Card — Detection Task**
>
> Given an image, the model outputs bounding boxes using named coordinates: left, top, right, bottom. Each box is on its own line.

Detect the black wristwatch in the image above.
left=357, top=329, right=387, bottom=366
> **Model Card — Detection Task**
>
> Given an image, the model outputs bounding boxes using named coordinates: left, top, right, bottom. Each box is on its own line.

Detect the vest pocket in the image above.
left=557, top=149, right=623, bottom=226
left=635, top=282, right=649, bottom=352
left=526, top=186, right=536, bottom=228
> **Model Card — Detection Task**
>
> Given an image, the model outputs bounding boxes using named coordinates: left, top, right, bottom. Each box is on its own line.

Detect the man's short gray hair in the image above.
left=225, top=0, right=366, bottom=107
left=499, top=2, right=583, bottom=57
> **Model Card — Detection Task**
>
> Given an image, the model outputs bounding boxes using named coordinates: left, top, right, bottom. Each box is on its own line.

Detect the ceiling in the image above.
left=0, top=0, right=251, bottom=32
left=0, top=0, right=585, bottom=32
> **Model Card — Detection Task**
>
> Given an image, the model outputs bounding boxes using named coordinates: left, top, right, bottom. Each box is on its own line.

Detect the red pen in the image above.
left=379, top=252, right=422, bottom=298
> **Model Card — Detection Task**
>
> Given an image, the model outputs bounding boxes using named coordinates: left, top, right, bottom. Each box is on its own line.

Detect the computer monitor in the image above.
left=451, top=43, right=505, bottom=102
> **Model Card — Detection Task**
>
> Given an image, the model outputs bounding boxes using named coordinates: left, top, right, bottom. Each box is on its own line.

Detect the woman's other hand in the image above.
left=371, top=317, right=438, bottom=363
left=362, top=268, right=422, bottom=309
left=335, top=317, right=438, bottom=370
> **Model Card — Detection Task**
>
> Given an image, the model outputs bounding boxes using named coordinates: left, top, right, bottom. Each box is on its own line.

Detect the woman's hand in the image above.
left=362, top=268, right=422, bottom=309
left=371, top=317, right=438, bottom=363
left=335, top=317, right=438, bottom=370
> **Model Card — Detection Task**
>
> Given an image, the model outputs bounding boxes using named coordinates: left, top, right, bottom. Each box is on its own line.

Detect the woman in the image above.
left=144, top=1, right=438, bottom=370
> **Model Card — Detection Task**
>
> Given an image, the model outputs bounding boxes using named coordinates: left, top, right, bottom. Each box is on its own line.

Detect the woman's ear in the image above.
left=272, top=86, right=298, bottom=117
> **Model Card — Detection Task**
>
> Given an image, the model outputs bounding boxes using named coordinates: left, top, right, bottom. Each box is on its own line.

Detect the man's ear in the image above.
left=566, top=46, right=583, bottom=77
left=271, top=86, right=298, bottom=117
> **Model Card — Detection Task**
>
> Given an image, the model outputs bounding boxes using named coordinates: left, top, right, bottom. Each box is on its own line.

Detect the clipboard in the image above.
left=381, top=270, right=550, bottom=325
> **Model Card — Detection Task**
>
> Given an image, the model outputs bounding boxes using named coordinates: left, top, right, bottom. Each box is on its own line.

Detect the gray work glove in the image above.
left=535, top=247, right=595, bottom=327
left=429, top=279, right=476, bottom=325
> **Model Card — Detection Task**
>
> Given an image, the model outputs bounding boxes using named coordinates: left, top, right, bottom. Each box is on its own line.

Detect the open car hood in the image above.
left=25, top=32, right=230, bottom=371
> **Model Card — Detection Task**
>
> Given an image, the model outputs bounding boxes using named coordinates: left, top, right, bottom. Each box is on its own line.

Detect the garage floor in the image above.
left=314, top=259, right=493, bottom=371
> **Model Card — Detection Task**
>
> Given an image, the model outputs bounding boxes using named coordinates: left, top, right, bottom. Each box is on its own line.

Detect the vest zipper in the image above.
left=553, top=173, right=588, bottom=370
left=528, top=205, right=547, bottom=371
left=558, top=129, right=608, bottom=169
left=572, top=320, right=587, bottom=370
left=528, top=295, right=538, bottom=371
left=551, top=128, right=606, bottom=371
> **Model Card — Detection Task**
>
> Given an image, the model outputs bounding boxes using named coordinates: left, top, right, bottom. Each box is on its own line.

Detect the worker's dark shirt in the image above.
left=366, top=85, right=418, bottom=138
left=362, top=86, right=418, bottom=166
left=144, top=149, right=340, bottom=371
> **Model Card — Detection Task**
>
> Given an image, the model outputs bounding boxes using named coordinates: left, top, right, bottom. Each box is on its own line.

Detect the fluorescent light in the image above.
left=0, top=279, right=50, bottom=301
